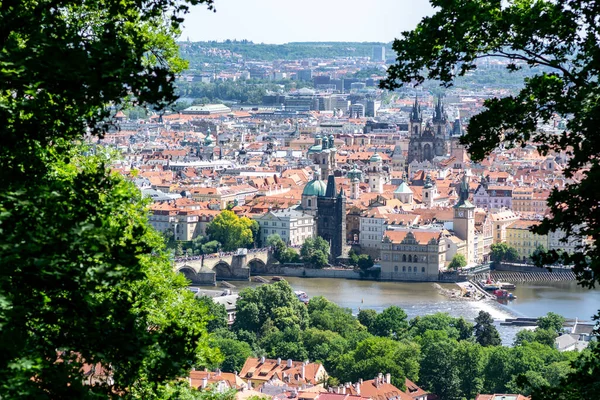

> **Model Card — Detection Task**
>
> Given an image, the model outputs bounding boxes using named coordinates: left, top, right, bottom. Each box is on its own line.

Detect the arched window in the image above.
left=402, top=254, right=406, bottom=262
left=422, top=267, right=425, bottom=273
left=402, top=266, right=406, bottom=272
left=322, top=159, right=326, bottom=164
left=408, top=266, right=412, bottom=272
left=414, top=255, right=418, bottom=263
left=408, top=255, right=412, bottom=262
left=394, top=266, right=398, bottom=272
left=425, top=192, right=429, bottom=198
left=307, top=199, right=312, bottom=207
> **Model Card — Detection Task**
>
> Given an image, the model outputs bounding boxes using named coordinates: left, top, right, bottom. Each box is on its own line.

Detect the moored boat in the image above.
left=494, top=289, right=517, bottom=300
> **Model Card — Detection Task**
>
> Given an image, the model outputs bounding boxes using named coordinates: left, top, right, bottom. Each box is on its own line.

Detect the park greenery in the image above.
left=202, top=281, right=589, bottom=400
left=300, top=237, right=331, bottom=268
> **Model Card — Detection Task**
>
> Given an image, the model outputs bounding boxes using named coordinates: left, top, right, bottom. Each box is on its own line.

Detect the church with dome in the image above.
left=299, top=135, right=347, bottom=262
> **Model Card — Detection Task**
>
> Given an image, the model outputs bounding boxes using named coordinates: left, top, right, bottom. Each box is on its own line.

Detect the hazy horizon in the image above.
left=181, top=0, right=434, bottom=44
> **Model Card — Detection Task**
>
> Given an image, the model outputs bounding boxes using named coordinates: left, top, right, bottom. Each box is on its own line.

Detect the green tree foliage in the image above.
left=357, top=309, right=378, bottom=332
left=381, top=0, right=600, bottom=291
left=489, top=243, right=520, bottom=264
left=408, top=313, right=473, bottom=341
left=357, top=254, right=375, bottom=271
left=307, top=297, right=365, bottom=338
left=0, top=0, right=218, bottom=396
left=335, top=337, right=420, bottom=388
left=372, top=306, right=409, bottom=338
left=418, top=332, right=460, bottom=400
left=232, top=281, right=308, bottom=335
left=267, top=234, right=300, bottom=264
left=213, top=338, right=253, bottom=373
left=538, top=312, right=566, bottom=334
left=455, top=340, right=485, bottom=400
left=301, top=328, right=349, bottom=369
left=206, top=210, right=259, bottom=251
left=448, top=254, right=467, bottom=270
left=474, top=311, right=502, bottom=347
left=300, top=237, right=330, bottom=268
left=196, top=296, right=228, bottom=333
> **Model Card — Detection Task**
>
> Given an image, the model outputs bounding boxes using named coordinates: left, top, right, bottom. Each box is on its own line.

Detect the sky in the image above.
left=181, top=0, right=434, bottom=44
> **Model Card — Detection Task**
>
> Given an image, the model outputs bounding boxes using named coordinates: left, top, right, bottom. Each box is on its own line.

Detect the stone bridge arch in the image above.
left=213, top=261, right=234, bottom=279
left=247, top=258, right=268, bottom=274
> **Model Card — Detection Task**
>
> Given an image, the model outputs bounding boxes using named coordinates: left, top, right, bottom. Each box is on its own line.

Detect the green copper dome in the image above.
left=204, top=134, right=214, bottom=146
left=302, top=179, right=327, bottom=197
left=370, top=152, right=382, bottom=163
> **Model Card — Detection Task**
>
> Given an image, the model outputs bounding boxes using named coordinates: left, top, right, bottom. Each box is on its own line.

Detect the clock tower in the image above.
left=454, top=173, right=475, bottom=264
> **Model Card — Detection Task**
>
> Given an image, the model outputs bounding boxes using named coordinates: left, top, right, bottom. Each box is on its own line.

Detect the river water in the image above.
left=226, top=278, right=600, bottom=345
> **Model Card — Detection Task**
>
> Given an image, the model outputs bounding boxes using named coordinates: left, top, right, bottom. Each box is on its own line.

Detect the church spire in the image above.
left=455, top=172, right=474, bottom=208
left=410, top=95, right=422, bottom=122
left=325, top=174, right=337, bottom=198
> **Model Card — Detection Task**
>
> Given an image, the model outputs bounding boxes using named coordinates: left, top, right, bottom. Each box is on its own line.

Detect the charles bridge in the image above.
left=174, top=249, right=272, bottom=285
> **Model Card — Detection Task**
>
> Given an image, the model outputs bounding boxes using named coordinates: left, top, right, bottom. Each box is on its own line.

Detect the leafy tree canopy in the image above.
left=474, top=311, right=502, bottom=347
left=0, top=0, right=218, bottom=396
left=232, top=281, right=308, bottom=335
left=206, top=210, right=258, bottom=251
left=448, top=254, right=467, bottom=270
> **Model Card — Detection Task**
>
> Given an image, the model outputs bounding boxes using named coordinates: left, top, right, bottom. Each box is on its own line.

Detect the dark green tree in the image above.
left=537, top=312, right=566, bottom=334
left=334, top=336, right=420, bottom=388
left=418, top=332, right=460, bottom=400
left=372, top=306, right=409, bottom=338
left=196, top=296, right=228, bottom=333
left=0, top=0, right=219, bottom=396
left=307, top=296, right=365, bottom=338
left=232, top=281, right=308, bottom=335
left=474, top=311, right=502, bottom=347
left=213, top=338, right=253, bottom=373
left=357, top=309, right=378, bottom=332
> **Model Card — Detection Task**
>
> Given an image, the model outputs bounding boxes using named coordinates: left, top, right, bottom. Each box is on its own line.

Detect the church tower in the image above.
left=367, top=152, right=385, bottom=193
left=422, top=174, right=437, bottom=208
left=409, top=96, right=422, bottom=137
left=453, top=173, right=475, bottom=264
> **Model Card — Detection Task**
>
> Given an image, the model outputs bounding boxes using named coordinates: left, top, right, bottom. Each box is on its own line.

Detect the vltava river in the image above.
left=229, top=278, right=600, bottom=345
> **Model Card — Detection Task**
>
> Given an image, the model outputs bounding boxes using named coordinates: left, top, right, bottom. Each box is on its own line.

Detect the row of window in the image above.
left=393, top=266, right=426, bottom=273
left=382, top=254, right=426, bottom=262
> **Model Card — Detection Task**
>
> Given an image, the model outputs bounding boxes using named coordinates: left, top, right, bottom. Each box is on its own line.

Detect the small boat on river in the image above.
left=494, top=289, right=517, bottom=300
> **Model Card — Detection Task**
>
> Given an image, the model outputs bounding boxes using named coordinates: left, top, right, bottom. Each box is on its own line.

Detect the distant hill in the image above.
left=178, top=40, right=396, bottom=64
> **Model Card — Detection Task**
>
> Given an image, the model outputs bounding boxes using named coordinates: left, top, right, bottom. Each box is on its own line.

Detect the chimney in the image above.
left=342, top=386, right=346, bottom=395
left=287, top=359, right=293, bottom=368
left=260, top=356, right=266, bottom=364
left=202, top=378, right=208, bottom=389
left=385, top=373, right=391, bottom=384
left=301, top=364, right=306, bottom=380
left=277, top=357, right=282, bottom=366
left=378, top=373, right=383, bottom=383
left=356, top=382, right=361, bottom=395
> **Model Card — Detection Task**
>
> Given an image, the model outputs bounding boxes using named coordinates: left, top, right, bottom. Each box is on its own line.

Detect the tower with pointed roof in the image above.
left=316, top=175, right=347, bottom=262
left=409, top=96, right=422, bottom=137
left=422, top=174, right=438, bottom=208
left=453, top=173, right=475, bottom=264
left=408, top=96, right=450, bottom=164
